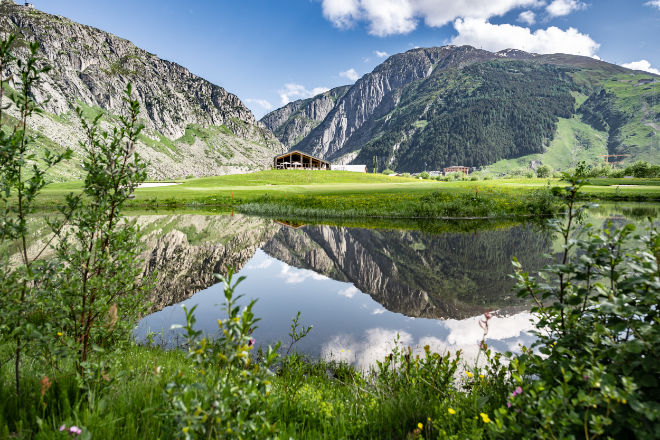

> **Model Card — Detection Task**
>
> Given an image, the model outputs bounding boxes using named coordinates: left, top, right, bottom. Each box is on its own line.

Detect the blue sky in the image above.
left=32, top=0, right=660, bottom=118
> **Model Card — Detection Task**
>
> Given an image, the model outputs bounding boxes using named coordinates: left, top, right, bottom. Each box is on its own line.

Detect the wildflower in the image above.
left=480, top=413, right=491, bottom=424
left=479, top=374, right=485, bottom=379
left=448, top=408, right=456, bottom=415
left=507, top=402, right=511, bottom=408
left=59, top=425, right=66, bottom=432
left=465, top=371, right=473, bottom=378
left=418, top=422, right=423, bottom=430
left=69, top=426, right=82, bottom=436
left=513, top=386, right=523, bottom=396
left=57, top=332, right=63, bottom=337
left=248, top=337, right=255, bottom=347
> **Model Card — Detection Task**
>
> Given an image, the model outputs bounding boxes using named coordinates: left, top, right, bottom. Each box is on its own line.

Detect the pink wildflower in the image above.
left=248, top=337, right=255, bottom=347
left=69, top=426, right=82, bottom=436
left=59, top=424, right=66, bottom=432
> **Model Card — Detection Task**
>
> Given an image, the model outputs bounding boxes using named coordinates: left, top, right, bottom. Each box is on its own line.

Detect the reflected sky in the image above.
left=136, top=249, right=537, bottom=368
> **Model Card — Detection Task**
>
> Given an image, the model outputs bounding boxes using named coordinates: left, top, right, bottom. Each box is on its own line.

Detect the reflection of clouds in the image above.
left=278, top=262, right=329, bottom=284
left=444, top=312, right=536, bottom=346
left=245, top=259, right=273, bottom=270
left=338, top=286, right=359, bottom=298
left=322, top=329, right=414, bottom=371
left=321, top=312, right=537, bottom=370
left=371, top=307, right=385, bottom=315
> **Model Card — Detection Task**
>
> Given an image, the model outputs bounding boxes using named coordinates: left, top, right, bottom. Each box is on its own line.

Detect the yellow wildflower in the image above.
left=417, top=422, right=423, bottom=430
left=465, top=371, right=474, bottom=378
left=480, top=413, right=491, bottom=423
left=448, top=408, right=456, bottom=415
left=57, top=332, right=63, bottom=337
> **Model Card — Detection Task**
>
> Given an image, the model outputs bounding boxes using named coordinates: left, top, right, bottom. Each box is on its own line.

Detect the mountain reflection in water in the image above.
left=136, top=214, right=553, bottom=364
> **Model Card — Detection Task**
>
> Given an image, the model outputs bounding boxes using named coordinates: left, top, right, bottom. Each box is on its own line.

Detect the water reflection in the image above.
left=133, top=203, right=658, bottom=366
left=135, top=215, right=555, bottom=366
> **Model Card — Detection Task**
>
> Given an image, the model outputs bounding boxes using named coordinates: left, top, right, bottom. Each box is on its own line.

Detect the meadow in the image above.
left=36, top=170, right=660, bottom=219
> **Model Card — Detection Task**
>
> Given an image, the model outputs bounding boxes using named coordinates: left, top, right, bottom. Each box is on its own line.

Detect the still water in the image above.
left=134, top=203, right=660, bottom=368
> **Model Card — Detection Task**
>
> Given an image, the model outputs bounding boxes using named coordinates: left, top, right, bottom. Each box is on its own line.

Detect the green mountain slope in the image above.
left=264, top=46, right=659, bottom=173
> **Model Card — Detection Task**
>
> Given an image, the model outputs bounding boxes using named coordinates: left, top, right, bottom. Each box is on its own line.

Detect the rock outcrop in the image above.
left=0, top=1, right=284, bottom=179
left=261, top=85, right=350, bottom=149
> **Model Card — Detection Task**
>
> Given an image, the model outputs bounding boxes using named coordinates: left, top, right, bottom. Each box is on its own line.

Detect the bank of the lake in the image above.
left=37, top=171, right=660, bottom=220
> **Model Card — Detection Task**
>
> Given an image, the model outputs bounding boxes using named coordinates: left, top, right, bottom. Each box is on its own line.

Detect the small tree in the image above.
left=0, top=38, right=72, bottom=400
left=373, top=155, right=378, bottom=173
left=50, top=84, right=150, bottom=372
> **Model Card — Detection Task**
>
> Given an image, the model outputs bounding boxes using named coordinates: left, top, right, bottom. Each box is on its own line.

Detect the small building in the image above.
left=274, top=150, right=330, bottom=170
left=443, top=166, right=470, bottom=176
left=331, top=164, right=367, bottom=173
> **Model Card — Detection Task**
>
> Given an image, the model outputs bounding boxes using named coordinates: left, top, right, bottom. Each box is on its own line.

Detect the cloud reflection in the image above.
left=321, top=312, right=537, bottom=370
left=278, top=262, right=329, bottom=284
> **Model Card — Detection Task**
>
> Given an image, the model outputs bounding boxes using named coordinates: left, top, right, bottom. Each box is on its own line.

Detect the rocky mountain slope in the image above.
left=261, top=85, right=350, bottom=150
left=0, top=1, right=284, bottom=180
left=263, top=46, right=659, bottom=172
left=262, top=223, right=551, bottom=319
left=138, top=214, right=281, bottom=311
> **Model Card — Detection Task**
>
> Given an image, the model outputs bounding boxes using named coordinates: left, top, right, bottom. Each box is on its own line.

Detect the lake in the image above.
left=134, top=203, right=660, bottom=369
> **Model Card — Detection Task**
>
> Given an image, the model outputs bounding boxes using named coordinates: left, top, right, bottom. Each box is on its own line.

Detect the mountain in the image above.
left=262, top=46, right=659, bottom=172
left=261, top=85, right=350, bottom=150
left=262, top=223, right=551, bottom=319
left=0, top=1, right=284, bottom=180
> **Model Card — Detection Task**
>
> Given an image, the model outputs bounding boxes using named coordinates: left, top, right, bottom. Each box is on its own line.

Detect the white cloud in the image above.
left=278, top=83, right=330, bottom=105
left=451, top=18, right=600, bottom=57
left=621, top=60, right=660, bottom=75
left=277, top=262, right=329, bottom=283
left=245, top=258, right=273, bottom=270
left=546, top=0, right=586, bottom=17
left=321, top=0, right=546, bottom=36
left=646, top=1, right=660, bottom=10
left=374, top=50, right=388, bottom=58
left=339, top=68, right=360, bottom=82
left=517, top=10, right=536, bottom=25
left=338, top=285, right=360, bottom=298
left=243, top=98, right=273, bottom=111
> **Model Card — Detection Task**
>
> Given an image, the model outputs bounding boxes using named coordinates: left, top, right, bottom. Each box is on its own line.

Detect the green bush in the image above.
left=382, top=168, right=395, bottom=175
left=491, top=172, right=660, bottom=439
left=535, top=165, right=552, bottom=178
left=166, top=270, right=280, bottom=439
left=419, top=171, right=430, bottom=179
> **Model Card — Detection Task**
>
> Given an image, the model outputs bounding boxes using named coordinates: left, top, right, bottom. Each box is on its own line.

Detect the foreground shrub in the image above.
left=492, top=171, right=660, bottom=439
left=165, top=270, right=280, bottom=439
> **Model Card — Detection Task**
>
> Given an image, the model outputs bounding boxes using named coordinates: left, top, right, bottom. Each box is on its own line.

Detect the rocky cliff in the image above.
left=261, top=85, right=350, bottom=150
left=262, top=223, right=552, bottom=319
left=0, top=1, right=284, bottom=180
left=137, top=214, right=281, bottom=311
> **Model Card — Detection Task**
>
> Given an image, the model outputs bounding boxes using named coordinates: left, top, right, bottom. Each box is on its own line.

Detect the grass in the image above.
left=0, top=341, right=501, bottom=440
left=486, top=115, right=608, bottom=174
left=34, top=171, right=660, bottom=219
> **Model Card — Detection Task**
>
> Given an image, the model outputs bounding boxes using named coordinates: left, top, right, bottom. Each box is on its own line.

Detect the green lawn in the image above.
left=36, top=171, right=660, bottom=219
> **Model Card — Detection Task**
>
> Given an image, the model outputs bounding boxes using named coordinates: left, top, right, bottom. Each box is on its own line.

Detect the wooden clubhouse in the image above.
left=274, top=150, right=330, bottom=170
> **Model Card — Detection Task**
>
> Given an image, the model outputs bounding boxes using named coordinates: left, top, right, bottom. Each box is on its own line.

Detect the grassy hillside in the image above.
left=486, top=115, right=608, bottom=174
